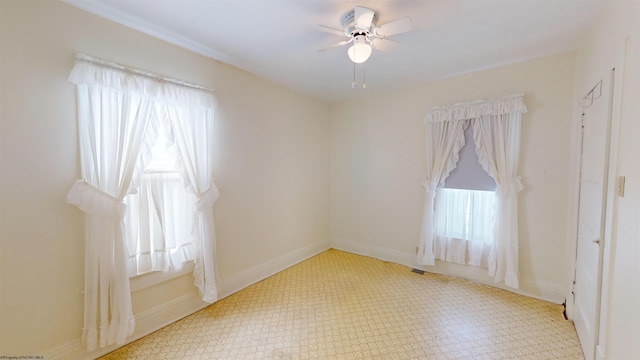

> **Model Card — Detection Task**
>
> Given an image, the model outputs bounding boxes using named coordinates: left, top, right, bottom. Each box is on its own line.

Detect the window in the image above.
left=433, top=126, right=496, bottom=267
left=124, top=122, right=197, bottom=277
left=67, top=54, right=220, bottom=350
left=419, top=94, right=525, bottom=289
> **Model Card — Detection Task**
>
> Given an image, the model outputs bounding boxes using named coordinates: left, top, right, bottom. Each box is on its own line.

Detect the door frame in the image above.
left=565, top=41, right=626, bottom=360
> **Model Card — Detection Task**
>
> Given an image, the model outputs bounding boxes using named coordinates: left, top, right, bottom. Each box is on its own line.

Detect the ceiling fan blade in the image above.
left=354, top=6, right=375, bottom=31
left=317, top=24, right=348, bottom=37
left=317, top=39, right=352, bottom=52
left=370, top=38, right=400, bottom=52
left=375, top=17, right=412, bottom=37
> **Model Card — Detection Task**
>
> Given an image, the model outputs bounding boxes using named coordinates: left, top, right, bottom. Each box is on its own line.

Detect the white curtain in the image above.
left=418, top=118, right=469, bottom=265
left=66, top=65, right=153, bottom=350
left=66, top=54, right=218, bottom=350
left=124, top=116, right=198, bottom=277
left=433, top=188, right=495, bottom=266
left=124, top=171, right=197, bottom=277
left=167, top=103, right=220, bottom=303
left=473, top=110, right=524, bottom=288
left=420, top=94, right=526, bottom=288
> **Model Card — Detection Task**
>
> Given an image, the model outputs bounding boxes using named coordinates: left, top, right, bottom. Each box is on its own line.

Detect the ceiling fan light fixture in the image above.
left=347, top=36, right=372, bottom=63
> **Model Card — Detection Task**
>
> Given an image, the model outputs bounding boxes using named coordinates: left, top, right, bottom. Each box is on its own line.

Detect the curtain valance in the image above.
left=68, top=54, right=216, bottom=108
left=425, top=94, right=527, bottom=123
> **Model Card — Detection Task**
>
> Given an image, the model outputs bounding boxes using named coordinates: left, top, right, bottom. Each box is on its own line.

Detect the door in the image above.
left=573, top=69, right=614, bottom=360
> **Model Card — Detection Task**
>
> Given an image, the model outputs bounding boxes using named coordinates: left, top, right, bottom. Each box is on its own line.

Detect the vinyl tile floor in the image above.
left=100, top=249, right=584, bottom=359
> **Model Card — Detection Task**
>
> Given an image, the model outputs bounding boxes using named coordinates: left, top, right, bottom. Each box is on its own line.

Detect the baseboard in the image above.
left=331, top=236, right=415, bottom=267
left=219, top=238, right=331, bottom=299
left=43, top=238, right=331, bottom=360
left=43, top=292, right=208, bottom=360
left=517, top=278, right=566, bottom=304
left=331, top=237, right=567, bottom=304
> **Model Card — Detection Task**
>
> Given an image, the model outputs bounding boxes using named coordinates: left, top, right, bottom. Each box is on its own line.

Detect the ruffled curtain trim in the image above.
left=421, top=120, right=469, bottom=195
left=433, top=236, right=492, bottom=267
left=126, top=242, right=196, bottom=277
left=196, top=283, right=218, bottom=304
left=68, top=54, right=216, bottom=109
left=128, top=116, right=162, bottom=196
left=82, top=314, right=135, bottom=351
left=425, top=94, right=527, bottom=123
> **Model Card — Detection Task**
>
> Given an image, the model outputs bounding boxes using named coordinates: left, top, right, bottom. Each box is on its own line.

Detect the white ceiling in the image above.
left=64, top=0, right=605, bottom=103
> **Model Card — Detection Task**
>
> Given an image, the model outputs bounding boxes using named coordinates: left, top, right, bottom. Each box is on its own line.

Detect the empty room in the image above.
left=1, top=1, right=639, bottom=359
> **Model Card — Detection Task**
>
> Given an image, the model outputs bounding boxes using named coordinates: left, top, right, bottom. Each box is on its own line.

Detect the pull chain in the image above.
left=352, top=61, right=356, bottom=88
left=363, top=63, right=366, bottom=89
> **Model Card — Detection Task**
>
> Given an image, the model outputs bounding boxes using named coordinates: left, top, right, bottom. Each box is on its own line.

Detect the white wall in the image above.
left=330, top=52, right=576, bottom=303
left=573, top=2, right=640, bottom=359
left=0, top=1, right=330, bottom=358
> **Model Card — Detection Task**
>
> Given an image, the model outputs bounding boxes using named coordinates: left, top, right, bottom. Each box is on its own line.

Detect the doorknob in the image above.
left=593, top=239, right=601, bottom=245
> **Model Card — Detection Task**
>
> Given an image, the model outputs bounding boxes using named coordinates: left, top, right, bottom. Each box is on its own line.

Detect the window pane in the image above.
left=435, top=188, right=495, bottom=243
left=434, top=188, right=496, bottom=267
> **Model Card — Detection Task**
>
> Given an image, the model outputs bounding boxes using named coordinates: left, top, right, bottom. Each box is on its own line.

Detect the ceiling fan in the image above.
left=318, top=6, right=413, bottom=64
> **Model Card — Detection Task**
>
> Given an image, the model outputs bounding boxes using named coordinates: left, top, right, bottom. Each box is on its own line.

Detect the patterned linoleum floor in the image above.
left=100, top=249, right=584, bottom=359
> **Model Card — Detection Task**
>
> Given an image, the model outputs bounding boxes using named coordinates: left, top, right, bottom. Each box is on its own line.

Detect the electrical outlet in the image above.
left=617, top=176, right=626, bottom=197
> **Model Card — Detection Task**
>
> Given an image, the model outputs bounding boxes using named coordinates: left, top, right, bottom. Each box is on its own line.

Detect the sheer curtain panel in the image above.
left=66, top=73, right=151, bottom=351
left=124, top=116, right=199, bottom=277
left=472, top=105, right=525, bottom=288
left=124, top=171, right=197, bottom=276
left=167, top=103, right=220, bottom=303
left=433, top=188, right=495, bottom=266
left=418, top=117, right=469, bottom=265
left=66, top=54, right=218, bottom=351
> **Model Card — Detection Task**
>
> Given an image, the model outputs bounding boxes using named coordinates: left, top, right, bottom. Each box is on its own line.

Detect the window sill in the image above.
left=129, top=261, right=195, bottom=293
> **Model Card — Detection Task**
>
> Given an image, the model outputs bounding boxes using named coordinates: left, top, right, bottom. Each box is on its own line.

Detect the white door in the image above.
left=573, top=70, right=614, bottom=360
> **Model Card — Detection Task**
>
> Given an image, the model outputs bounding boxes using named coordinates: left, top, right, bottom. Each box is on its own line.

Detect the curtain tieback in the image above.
left=195, top=182, right=220, bottom=211
left=421, top=179, right=437, bottom=197
left=496, top=176, right=524, bottom=198
left=66, top=180, right=126, bottom=219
